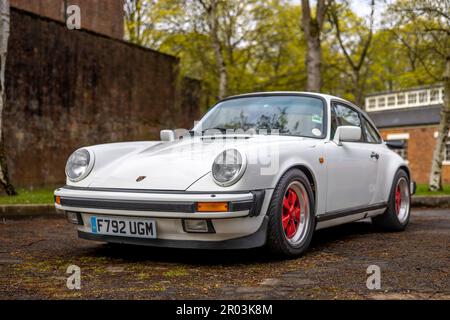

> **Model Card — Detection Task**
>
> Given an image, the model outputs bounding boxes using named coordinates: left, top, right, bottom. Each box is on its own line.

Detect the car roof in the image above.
left=222, top=91, right=335, bottom=100
left=220, top=91, right=366, bottom=115
left=212, top=91, right=383, bottom=139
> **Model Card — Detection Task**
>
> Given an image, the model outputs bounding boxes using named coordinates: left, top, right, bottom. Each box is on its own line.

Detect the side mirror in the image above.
left=160, top=130, right=175, bottom=142
left=333, top=126, right=361, bottom=145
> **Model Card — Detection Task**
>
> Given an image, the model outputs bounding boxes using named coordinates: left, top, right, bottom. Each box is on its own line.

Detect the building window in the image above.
left=408, top=93, right=417, bottom=104
left=378, top=97, right=386, bottom=108
left=433, top=131, right=450, bottom=164
left=368, top=98, right=376, bottom=109
left=397, top=93, right=405, bottom=105
left=445, top=141, right=450, bottom=163
left=391, top=139, right=408, bottom=160
left=419, top=91, right=427, bottom=103
left=387, top=133, right=409, bottom=161
left=387, top=95, right=395, bottom=107
left=430, top=89, right=439, bottom=102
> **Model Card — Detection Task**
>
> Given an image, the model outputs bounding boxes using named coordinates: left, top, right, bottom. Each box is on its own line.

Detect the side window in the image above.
left=361, top=116, right=382, bottom=143
left=334, top=103, right=361, bottom=127
left=332, top=103, right=363, bottom=141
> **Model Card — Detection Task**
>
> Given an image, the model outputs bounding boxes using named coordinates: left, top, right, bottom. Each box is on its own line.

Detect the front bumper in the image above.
left=54, top=186, right=271, bottom=248
left=78, top=216, right=269, bottom=250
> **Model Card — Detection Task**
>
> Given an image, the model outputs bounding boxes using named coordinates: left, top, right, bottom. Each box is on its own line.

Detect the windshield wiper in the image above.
left=201, top=127, right=231, bottom=134
left=187, top=128, right=228, bottom=136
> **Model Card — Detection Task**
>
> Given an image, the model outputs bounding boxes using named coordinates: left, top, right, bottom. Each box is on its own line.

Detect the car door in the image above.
left=325, top=102, right=379, bottom=213
left=360, top=114, right=385, bottom=205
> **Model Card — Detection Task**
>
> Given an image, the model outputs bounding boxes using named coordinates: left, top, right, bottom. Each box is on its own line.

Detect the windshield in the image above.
left=193, top=95, right=326, bottom=138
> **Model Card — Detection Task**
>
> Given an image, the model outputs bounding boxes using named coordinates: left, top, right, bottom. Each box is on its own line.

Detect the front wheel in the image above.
left=266, top=169, right=315, bottom=257
left=372, top=169, right=411, bottom=231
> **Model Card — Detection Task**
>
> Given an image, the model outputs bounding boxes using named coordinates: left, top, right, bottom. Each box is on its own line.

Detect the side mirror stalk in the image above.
left=333, top=128, right=343, bottom=146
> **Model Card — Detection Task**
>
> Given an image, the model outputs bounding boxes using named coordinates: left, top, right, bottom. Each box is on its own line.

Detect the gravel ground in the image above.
left=0, top=209, right=449, bottom=300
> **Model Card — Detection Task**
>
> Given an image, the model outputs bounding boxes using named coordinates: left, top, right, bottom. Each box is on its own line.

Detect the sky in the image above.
left=349, top=0, right=391, bottom=29
left=287, top=0, right=392, bottom=29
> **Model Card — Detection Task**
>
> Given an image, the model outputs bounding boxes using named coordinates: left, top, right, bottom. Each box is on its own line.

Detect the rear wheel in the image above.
left=372, top=169, right=411, bottom=231
left=266, top=169, right=315, bottom=257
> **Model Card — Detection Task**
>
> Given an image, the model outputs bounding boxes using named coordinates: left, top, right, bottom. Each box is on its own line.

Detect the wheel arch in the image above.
left=398, top=165, right=411, bottom=181
left=382, top=163, right=412, bottom=202
left=279, top=164, right=317, bottom=213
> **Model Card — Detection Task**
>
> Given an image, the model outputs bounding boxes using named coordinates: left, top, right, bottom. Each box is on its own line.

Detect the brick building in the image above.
left=5, top=8, right=201, bottom=188
left=366, top=85, right=449, bottom=184
left=10, top=0, right=124, bottom=39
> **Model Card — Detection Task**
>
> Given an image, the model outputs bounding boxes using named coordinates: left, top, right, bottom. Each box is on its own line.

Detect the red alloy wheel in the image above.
left=395, top=184, right=401, bottom=215
left=282, top=188, right=301, bottom=239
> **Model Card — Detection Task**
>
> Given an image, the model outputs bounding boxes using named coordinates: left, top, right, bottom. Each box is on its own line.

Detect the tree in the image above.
left=248, top=1, right=307, bottom=91
left=151, top=0, right=263, bottom=103
left=124, top=0, right=163, bottom=48
left=197, top=0, right=227, bottom=99
left=328, top=0, right=375, bottom=107
left=388, top=0, right=449, bottom=191
left=301, top=0, right=331, bottom=92
left=125, top=0, right=145, bottom=45
left=0, top=0, right=16, bottom=195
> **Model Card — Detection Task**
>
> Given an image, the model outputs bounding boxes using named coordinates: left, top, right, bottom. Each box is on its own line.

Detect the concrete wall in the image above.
left=4, top=8, right=201, bottom=188
left=10, top=0, right=124, bottom=39
left=379, top=125, right=450, bottom=184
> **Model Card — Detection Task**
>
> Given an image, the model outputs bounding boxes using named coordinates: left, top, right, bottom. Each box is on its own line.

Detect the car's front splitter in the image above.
left=78, top=216, right=269, bottom=250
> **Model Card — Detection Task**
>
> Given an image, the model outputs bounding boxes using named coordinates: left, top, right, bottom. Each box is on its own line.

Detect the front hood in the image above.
left=88, top=135, right=317, bottom=190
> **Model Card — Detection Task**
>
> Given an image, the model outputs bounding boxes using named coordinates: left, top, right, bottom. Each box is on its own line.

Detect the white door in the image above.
left=325, top=142, right=379, bottom=212
left=325, top=102, right=379, bottom=213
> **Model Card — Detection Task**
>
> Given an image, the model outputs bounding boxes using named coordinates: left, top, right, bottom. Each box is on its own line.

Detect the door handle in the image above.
left=370, top=152, right=379, bottom=160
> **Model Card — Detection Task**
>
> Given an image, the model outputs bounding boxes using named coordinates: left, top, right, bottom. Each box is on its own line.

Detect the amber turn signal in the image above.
left=55, top=196, right=61, bottom=205
left=196, top=202, right=229, bottom=212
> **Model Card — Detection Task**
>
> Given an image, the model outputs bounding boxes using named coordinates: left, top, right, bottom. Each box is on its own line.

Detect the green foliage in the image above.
left=415, top=184, right=450, bottom=196
left=123, top=0, right=448, bottom=110
left=0, top=188, right=54, bottom=204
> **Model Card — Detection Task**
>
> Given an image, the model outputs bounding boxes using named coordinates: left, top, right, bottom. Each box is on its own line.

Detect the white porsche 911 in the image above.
left=54, top=92, right=415, bottom=257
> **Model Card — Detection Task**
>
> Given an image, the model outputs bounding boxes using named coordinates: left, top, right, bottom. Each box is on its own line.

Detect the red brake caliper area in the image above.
left=395, top=184, right=401, bottom=215
left=282, top=188, right=301, bottom=239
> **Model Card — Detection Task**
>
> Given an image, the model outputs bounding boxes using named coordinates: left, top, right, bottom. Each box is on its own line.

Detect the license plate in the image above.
left=90, top=216, right=156, bottom=239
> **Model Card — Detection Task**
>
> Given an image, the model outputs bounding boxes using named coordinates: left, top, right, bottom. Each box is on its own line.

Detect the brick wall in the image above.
left=379, top=126, right=450, bottom=184
left=4, top=8, right=201, bottom=188
left=10, top=0, right=124, bottom=39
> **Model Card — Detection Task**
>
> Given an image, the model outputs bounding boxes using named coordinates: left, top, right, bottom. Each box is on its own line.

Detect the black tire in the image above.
left=266, top=169, right=316, bottom=257
left=372, top=169, right=411, bottom=231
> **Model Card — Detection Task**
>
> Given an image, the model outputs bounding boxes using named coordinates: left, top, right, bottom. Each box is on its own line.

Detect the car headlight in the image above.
left=65, top=148, right=95, bottom=182
left=212, top=149, right=246, bottom=186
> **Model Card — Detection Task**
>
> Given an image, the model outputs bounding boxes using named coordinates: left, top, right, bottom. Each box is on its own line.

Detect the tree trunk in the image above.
left=305, top=29, right=322, bottom=92
left=0, top=0, right=15, bottom=195
left=208, top=0, right=227, bottom=100
left=301, top=0, right=327, bottom=93
left=354, top=68, right=370, bottom=109
left=213, top=39, right=227, bottom=100
left=429, top=57, right=450, bottom=191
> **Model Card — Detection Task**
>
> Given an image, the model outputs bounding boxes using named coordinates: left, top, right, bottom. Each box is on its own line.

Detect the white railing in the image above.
left=365, top=85, right=444, bottom=111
